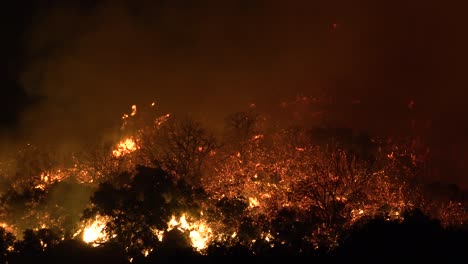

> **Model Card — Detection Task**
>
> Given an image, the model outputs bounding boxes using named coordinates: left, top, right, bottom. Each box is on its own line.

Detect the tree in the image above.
left=77, top=141, right=134, bottom=185
left=0, top=177, right=94, bottom=240
left=147, top=228, right=198, bottom=261
left=0, top=227, right=14, bottom=264
left=223, top=110, right=263, bottom=151
left=138, top=116, right=217, bottom=186
left=44, top=239, right=127, bottom=264
left=334, top=209, right=468, bottom=260
left=10, top=144, right=62, bottom=193
left=11, top=228, right=60, bottom=263
left=82, top=166, right=205, bottom=259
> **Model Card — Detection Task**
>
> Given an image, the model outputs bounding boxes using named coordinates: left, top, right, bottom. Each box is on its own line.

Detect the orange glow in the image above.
left=1, top=102, right=464, bottom=256
left=167, top=214, right=213, bottom=251
left=249, top=197, right=260, bottom=208
left=112, top=138, right=137, bottom=157
left=79, top=215, right=112, bottom=247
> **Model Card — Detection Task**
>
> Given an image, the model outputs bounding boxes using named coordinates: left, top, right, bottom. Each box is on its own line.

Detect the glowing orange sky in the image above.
left=3, top=0, right=468, bottom=188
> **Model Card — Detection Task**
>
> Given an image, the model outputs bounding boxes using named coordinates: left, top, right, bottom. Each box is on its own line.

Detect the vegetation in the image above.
left=0, top=101, right=466, bottom=263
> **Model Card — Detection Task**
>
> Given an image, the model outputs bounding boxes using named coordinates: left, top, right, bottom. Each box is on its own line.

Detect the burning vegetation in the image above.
left=0, top=99, right=466, bottom=262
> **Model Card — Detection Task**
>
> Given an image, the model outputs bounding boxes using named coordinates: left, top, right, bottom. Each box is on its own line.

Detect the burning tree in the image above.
left=199, top=112, right=430, bottom=251
left=81, top=165, right=206, bottom=258
left=137, top=116, right=218, bottom=186
left=77, top=140, right=137, bottom=186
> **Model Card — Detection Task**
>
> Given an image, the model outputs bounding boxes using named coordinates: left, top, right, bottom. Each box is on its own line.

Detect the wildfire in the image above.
left=167, top=214, right=213, bottom=251
left=112, top=138, right=137, bottom=157
left=1, top=101, right=465, bottom=258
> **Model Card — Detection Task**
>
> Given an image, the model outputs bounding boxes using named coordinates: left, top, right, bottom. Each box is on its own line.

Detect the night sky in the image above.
left=2, top=0, right=468, bottom=188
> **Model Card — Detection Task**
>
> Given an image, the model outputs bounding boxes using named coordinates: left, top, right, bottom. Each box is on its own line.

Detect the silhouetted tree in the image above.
left=147, top=229, right=198, bottom=261
left=44, top=239, right=127, bottom=264
left=11, top=228, right=60, bottom=263
left=83, top=166, right=205, bottom=259
left=0, top=227, right=14, bottom=264
left=78, top=141, right=132, bottom=184
left=223, top=110, right=263, bottom=151
left=335, top=208, right=468, bottom=260
left=269, top=208, right=317, bottom=255
left=138, top=116, right=217, bottom=186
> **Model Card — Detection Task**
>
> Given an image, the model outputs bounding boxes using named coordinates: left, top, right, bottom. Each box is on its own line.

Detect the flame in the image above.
left=142, top=249, right=152, bottom=257
left=167, top=214, right=213, bottom=251
left=262, top=232, right=275, bottom=247
left=34, top=183, right=46, bottom=190
left=0, top=222, right=15, bottom=234
left=81, top=215, right=110, bottom=246
left=34, top=170, right=69, bottom=189
left=152, top=228, right=165, bottom=242
left=249, top=197, right=260, bottom=208
left=112, top=138, right=137, bottom=157
left=189, top=223, right=211, bottom=251
left=251, top=134, right=264, bottom=140
left=40, top=240, right=47, bottom=250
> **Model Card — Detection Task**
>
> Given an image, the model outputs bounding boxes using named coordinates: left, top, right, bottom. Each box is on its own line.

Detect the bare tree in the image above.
left=76, top=140, right=134, bottom=186
left=138, top=116, right=217, bottom=186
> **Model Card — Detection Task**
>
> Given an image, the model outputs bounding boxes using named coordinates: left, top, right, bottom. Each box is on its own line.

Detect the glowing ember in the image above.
left=167, top=214, right=213, bottom=251
left=112, top=138, right=137, bottom=157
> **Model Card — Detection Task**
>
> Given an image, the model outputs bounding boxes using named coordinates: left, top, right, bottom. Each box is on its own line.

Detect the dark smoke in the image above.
left=9, top=0, right=468, bottom=188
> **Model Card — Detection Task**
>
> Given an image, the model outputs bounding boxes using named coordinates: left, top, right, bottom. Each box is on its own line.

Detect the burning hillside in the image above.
left=0, top=100, right=466, bottom=261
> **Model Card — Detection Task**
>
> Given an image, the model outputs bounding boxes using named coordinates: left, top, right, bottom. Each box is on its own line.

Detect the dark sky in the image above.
left=2, top=0, right=468, bottom=187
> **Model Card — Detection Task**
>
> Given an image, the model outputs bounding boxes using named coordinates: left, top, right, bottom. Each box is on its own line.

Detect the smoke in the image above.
left=11, top=0, right=468, bottom=187
left=15, top=1, right=330, bottom=145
